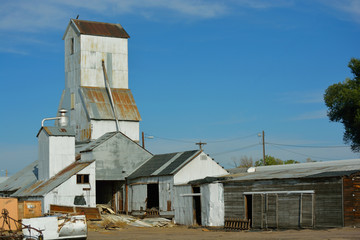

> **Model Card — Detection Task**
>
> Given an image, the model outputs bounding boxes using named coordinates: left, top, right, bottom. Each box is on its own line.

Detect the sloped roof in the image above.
left=79, top=132, right=118, bottom=152
left=0, top=161, right=38, bottom=193
left=226, top=159, right=360, bottom=183
left=65, top=19, right=130, bottom=39
left=128, top=150, right=201, bottom=179
left=12, top=160, right=93, bottom=197
left=36, top=126, right=75, bottom=137
left=80, top=87, right=141, bottom=121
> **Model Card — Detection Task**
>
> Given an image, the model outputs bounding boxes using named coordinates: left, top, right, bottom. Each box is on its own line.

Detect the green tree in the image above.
left=324, top=58, right=360, bottom=152
left=284, top=159, right=299, bottom=164
left=255, top=155, right=283, bottom=166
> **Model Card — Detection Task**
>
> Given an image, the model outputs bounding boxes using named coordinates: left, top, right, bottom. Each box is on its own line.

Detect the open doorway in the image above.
left=147, top=184, right=159, bottom=209
left=192, top=186, right=201, bottom=225
left=245, top=194, right=252, bottom=225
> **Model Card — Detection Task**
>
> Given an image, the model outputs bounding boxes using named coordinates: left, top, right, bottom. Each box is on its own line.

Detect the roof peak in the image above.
left=64, top=19, right=130, bottom=39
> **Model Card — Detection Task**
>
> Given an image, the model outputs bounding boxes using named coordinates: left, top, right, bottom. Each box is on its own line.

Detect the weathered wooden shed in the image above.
left=223, top=159, right=360, bottom=229
left=126, top=150, right=228, bottom=224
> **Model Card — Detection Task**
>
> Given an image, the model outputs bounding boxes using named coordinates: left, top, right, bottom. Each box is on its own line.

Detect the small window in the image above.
left=71, top=93, right=75, bottom=110
left=70, top=38, right=74, bottom=55
left=77, top=174, right=89, bottom=184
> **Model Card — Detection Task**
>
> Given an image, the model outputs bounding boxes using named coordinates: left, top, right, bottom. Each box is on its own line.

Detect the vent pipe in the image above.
left=41, top=109, right=68, bottom=127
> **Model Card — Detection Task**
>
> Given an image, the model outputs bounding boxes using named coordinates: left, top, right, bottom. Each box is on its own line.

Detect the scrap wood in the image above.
left=96, top=204, right=115, bottom=215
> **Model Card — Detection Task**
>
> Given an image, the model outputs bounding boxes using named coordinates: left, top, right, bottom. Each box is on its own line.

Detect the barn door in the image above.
left=250, top=192, right=314, bottom=229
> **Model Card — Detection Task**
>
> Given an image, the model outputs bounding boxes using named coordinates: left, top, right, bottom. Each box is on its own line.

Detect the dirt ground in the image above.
left=88, top=225, right=360, bottom=240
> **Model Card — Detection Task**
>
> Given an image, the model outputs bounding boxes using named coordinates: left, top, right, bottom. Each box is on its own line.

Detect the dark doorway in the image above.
left=96, top=180, right=124, bottom=213
left=147, top=184, right=159, bottom=209
left=192, top=186, right=202, bottom=225
left=245, top=194, right=253, bottom=224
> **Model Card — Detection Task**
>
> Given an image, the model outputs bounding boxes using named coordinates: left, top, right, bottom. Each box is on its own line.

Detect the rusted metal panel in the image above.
left=80, top=86, right=141, bottom=121
left=72, top=19, right=130, bottom=39
left=50, top=205, right=101, bottom=220
left=12, top=161, right=94, bottom=197
left=343, top=174, right=360, bottom=227
left=18, top=201, right=42, bottom=219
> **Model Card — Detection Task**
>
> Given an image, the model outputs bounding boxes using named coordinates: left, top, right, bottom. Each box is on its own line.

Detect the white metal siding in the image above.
left=174, top=153, right=228, bottom=185
left=43, top=162, right=96, bottom=214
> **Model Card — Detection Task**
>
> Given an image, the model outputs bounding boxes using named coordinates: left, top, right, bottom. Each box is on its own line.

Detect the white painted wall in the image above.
left=38, top=130, right=75, bottom=180
left=174, top=152, right=228, bottom=185
left=201, top=183, right=224, bottom=226
left=80, top=35, right=128, bottom=88
left=43, top=162, right=96, bottom=214
left=91, top=120, right=139, bottom=142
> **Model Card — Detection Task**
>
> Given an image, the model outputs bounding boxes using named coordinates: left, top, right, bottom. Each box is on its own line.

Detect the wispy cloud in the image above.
left=279, top=90, right=325, bottom=104
left=290, top=109, right=327, bottom=121
left=319, top=0, right=360, bottom=24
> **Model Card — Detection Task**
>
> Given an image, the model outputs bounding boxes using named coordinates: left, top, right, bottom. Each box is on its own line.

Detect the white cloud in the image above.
left=290, top=109, right=327, bottom=121
left=318, top=0, right=360, bottom=23
left=279, top=90, right=325, bottom=104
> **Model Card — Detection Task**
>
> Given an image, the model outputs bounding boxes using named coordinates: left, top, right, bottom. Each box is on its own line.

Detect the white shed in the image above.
left=127, top=150, right=228, bottom=225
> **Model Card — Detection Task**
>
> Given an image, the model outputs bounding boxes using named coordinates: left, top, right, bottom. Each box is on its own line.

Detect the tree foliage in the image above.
left=324, top=58, right=360, bottom=152
left=255, top=155, right=283, bottom=166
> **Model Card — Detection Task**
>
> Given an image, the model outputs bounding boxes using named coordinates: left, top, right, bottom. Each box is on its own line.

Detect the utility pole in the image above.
left=142, top=132, right=145, bottom=149
left=262, top=130, right=266, bottom=166
left=195, top=141, right=207, bottom=150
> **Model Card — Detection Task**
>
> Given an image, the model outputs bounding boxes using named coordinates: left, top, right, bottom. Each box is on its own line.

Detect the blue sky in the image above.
left=1, top=0, right=360, bottom=175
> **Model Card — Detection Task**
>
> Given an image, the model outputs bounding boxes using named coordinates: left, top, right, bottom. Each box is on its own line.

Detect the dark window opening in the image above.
left=74, top=195, right=86, bottom=205
left=245, top=194, right=253, bottom=225
left=70, top=38, right=74, bottom=55
left=147, top=184, right=159, bottom=209
left=192, top=186, right=202, bottom=225
left=77, top=174, right=89, bottom=184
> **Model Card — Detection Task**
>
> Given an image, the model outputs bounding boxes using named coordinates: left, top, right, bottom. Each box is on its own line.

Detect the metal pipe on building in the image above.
left=102, top=60, right=120, bottom=132
left=41, top=109, right=68, bottom=127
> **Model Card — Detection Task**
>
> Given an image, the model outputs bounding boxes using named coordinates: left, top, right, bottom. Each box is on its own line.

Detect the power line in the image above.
left=206, top=133, right=259, bottom=143
left=267, top=142, right=349, bottom=149
left=211, top=143, right=260, bottom=156
left=270, top=144, right=340, bottom=161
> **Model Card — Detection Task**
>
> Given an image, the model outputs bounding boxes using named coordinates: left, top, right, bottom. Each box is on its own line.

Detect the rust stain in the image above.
left=73, top=19, right=130, bottom=39
left=81, top=87, right=141, bottom=121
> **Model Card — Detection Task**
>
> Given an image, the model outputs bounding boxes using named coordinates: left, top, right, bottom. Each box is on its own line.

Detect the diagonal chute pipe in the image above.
left=102, top=60, right=120, bottom=132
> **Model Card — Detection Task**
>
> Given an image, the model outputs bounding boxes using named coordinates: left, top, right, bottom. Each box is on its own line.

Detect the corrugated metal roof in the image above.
left=225, top=159, right=360, bottom=183
left=36, top=126, right=75, bottom=137
left=128, top=150, right=200, bottom=179
left=80, top=87, right=141, bottom=121
left=72, top=19, right=130, bottom=38
left=79, top=132, right=118, bottom=152
left=12, top=160, right=94, bottom=197
left=0, top=161, right=38, bottom=193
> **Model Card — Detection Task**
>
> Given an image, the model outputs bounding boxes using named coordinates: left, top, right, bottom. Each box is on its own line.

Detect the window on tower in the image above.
left=70, top=38, right=74, bottom=55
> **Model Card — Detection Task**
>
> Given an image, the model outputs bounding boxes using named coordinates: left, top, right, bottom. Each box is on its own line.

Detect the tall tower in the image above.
left=59, top=19, right=141, bottom=142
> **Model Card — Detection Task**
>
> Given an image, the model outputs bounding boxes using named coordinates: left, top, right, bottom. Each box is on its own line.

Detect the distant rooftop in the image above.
left=226, top=158, right=360, bottom=182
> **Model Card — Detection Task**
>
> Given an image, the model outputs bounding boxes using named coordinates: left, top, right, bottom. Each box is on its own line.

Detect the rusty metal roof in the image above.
left=80, top=87, right=141, bottom=121
left=12, top=160, right=94, bottom=197
left=72, top=19, right=130, bottom=38
left=36, top=126, right=75, bottom=137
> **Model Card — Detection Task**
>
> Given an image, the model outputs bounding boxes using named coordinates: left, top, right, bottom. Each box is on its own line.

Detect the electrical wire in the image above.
left=270, top=144, right=341, bottom=161
left=211, top=143, right=260, bottom=156
left=267, top=142, right=349, bottom=149
left=206, top=132, right=259, bottom=143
